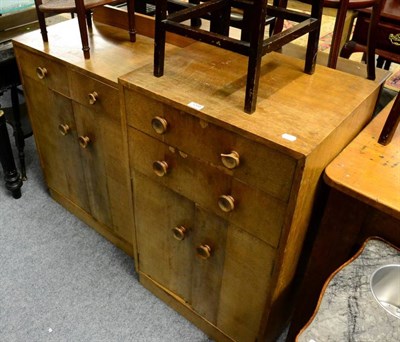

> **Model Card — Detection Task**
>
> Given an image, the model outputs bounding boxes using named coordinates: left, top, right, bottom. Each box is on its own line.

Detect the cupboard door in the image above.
left=73, top=102, right=113, bottom=229
left=23, top=77, right=89, bottom=211
left=217, top=226, right=276, bottom=342
left=190, top=206, right=228, bottom=324
left=133, top=171, right=194, bottom=301
left=73, top=101, right=133, bottom=242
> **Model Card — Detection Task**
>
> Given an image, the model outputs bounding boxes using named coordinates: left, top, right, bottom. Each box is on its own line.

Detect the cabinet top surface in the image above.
left=12, top=19, right=178, bottom=86
left=120, top=42, right=382, bottom=157
left=325, top=98, right=400, bottom=218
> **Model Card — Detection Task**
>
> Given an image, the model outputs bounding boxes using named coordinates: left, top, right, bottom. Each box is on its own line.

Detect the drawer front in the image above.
left=125, top=90, right=296, bottom=202
left=134, top=172, right=276, bottom=342
left=129, top=128, right=286, bottom=247
left=15, top=47, right=70, bottom=96
left=352, top=15, right=400, bottom=56
left=69, top=70, right=120, bottom=122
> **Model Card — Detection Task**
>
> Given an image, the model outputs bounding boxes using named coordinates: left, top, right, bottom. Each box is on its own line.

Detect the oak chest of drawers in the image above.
left=120, top=43, right=384, bottom=341
left=12, top=19, right=179, bottom=256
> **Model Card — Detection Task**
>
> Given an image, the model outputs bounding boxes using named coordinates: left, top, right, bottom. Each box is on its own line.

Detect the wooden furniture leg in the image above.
left=378, top=93, right=400, bottom=145
left=75, top=0, right=90, bottom=59
left=10, top=85, right=27, bottom=180
left=0, top=110, right=22, bottom=199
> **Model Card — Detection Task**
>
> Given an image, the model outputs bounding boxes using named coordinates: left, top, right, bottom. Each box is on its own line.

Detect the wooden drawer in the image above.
left=352, top=12, right=400, bottom=55
left=125, top=90, right=296, bottom=202
left=15, top=47, right=70, bottom=96
left=69, top=70, right=120, bottom=122
left=134, top=172, right=276, bottom=342
left=129, top=128, right=286, bottom=247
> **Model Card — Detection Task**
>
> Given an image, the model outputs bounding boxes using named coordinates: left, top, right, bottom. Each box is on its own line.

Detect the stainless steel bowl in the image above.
left=370, top=264, right=400, bottom=319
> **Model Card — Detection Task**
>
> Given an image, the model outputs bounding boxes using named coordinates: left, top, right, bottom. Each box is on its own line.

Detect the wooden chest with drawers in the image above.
left=120, top=43, right=384, bottom=341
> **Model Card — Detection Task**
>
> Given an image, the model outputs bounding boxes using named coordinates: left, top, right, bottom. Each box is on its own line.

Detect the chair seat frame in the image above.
left=154, top=0, right=324, bottom=113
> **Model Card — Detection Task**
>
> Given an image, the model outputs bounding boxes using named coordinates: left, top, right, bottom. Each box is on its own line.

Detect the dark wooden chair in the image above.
left=378, top=92, right=400, bottom=145
left=33, top=0, right=137, bottom=59
left=300, top=0, right=384, bottom=80
left=154, top=0, right=324, bottom=114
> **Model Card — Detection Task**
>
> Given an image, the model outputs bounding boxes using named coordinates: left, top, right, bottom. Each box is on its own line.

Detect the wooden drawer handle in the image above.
left=88, top=91, right=98, bottom=105
left=196, top=244, right=212, bottom=260
left=218, top=195, right=235, bottom=212
left=172, top=226, right=187, bottom=241
left=153, top=160, right=168, bottom=177
left=58, top=123, right=70, bottom=136
left=78, top=135, right=91, bottom=149
left=36, top=67, right=47, bottom=79
left=151, top=116, right=168, bottom=134
left=220, top=151, right=240, bottom=169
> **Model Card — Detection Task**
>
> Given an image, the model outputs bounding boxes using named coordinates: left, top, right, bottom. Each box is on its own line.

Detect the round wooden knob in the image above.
left=196, top=244, right=211, bottom=260
left=88, top=91, right=98, bottom=105
left=218, top=195, right=235, bottom=212
left=172, top=226, right=187, bottom=241
left=58, top=123, right=70, bottom=136
left=151, top=116, right=168, bottom=134
left=152, top=160, right=168, bottom=177
left=220, top=151, right=240, bottom=169
left=78, top=135, right=91, bottom=149
left=36, top=66, right=47, bottom=79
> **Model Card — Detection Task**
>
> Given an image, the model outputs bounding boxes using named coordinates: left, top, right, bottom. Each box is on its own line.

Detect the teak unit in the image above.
left=120, top=43, right=384, bottom=341
left=12, top=19, right=179, bottom=256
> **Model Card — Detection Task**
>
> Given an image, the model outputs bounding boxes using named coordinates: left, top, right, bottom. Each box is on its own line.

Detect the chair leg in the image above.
left=378, top=93, right=400, bottom=146
left=304, top=0, right=324, bottom=74
left=154, top=0, right=168, bottom=77
left=10, top=86, right=27, bottom=181
left=328, top=0, right=350, bottom=70
left=34, top=5, right=48, bottom=42
left=127, top=0, right=137, bottom=42
left=0, top=111, right=22, bottom=199
left=86, top=10, right=93, bottom=29
left=244, top=0, right=268, bottom=114
left=210, top=0, right=230, bottom=35
left=75, top=0, right=90, bottom=59
left=365, top=0, right=384, bottom=80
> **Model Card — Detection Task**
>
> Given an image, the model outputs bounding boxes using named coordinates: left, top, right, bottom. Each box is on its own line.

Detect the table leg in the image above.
left=0, top=110, right=22, bottom=199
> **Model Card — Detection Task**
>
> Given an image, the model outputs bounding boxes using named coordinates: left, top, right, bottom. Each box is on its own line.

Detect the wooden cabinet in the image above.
left=12, top=19, right=181, bottom=255
left=14, top=45, right=134, bottom=250
left=120, top=43, right=385, bottom=341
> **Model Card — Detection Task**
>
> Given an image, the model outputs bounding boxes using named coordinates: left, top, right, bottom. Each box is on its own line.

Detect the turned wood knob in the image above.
left=151, top=116, right=168, bottom=134
left=78, top=135, right=91, bottom=149
left=88, top=91, right=98, bottom=105
left=36, top=66, right=47, bottom=79
left=220, top=151, right=240, bottom=169
left=196, top=244, right=212, bottom=260
left=58, top=123, right=70, bottom=136
left=152, top=160, right=168, bottom=177
left=172, top=226, right=187, bottom=241
left=218, top=195, right=235, bottom=212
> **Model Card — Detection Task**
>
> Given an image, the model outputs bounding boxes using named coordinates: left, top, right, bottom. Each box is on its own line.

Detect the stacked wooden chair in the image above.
left=154, top=0, right=325, bottom=114
left=33, top=0, right=136, bottom=59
